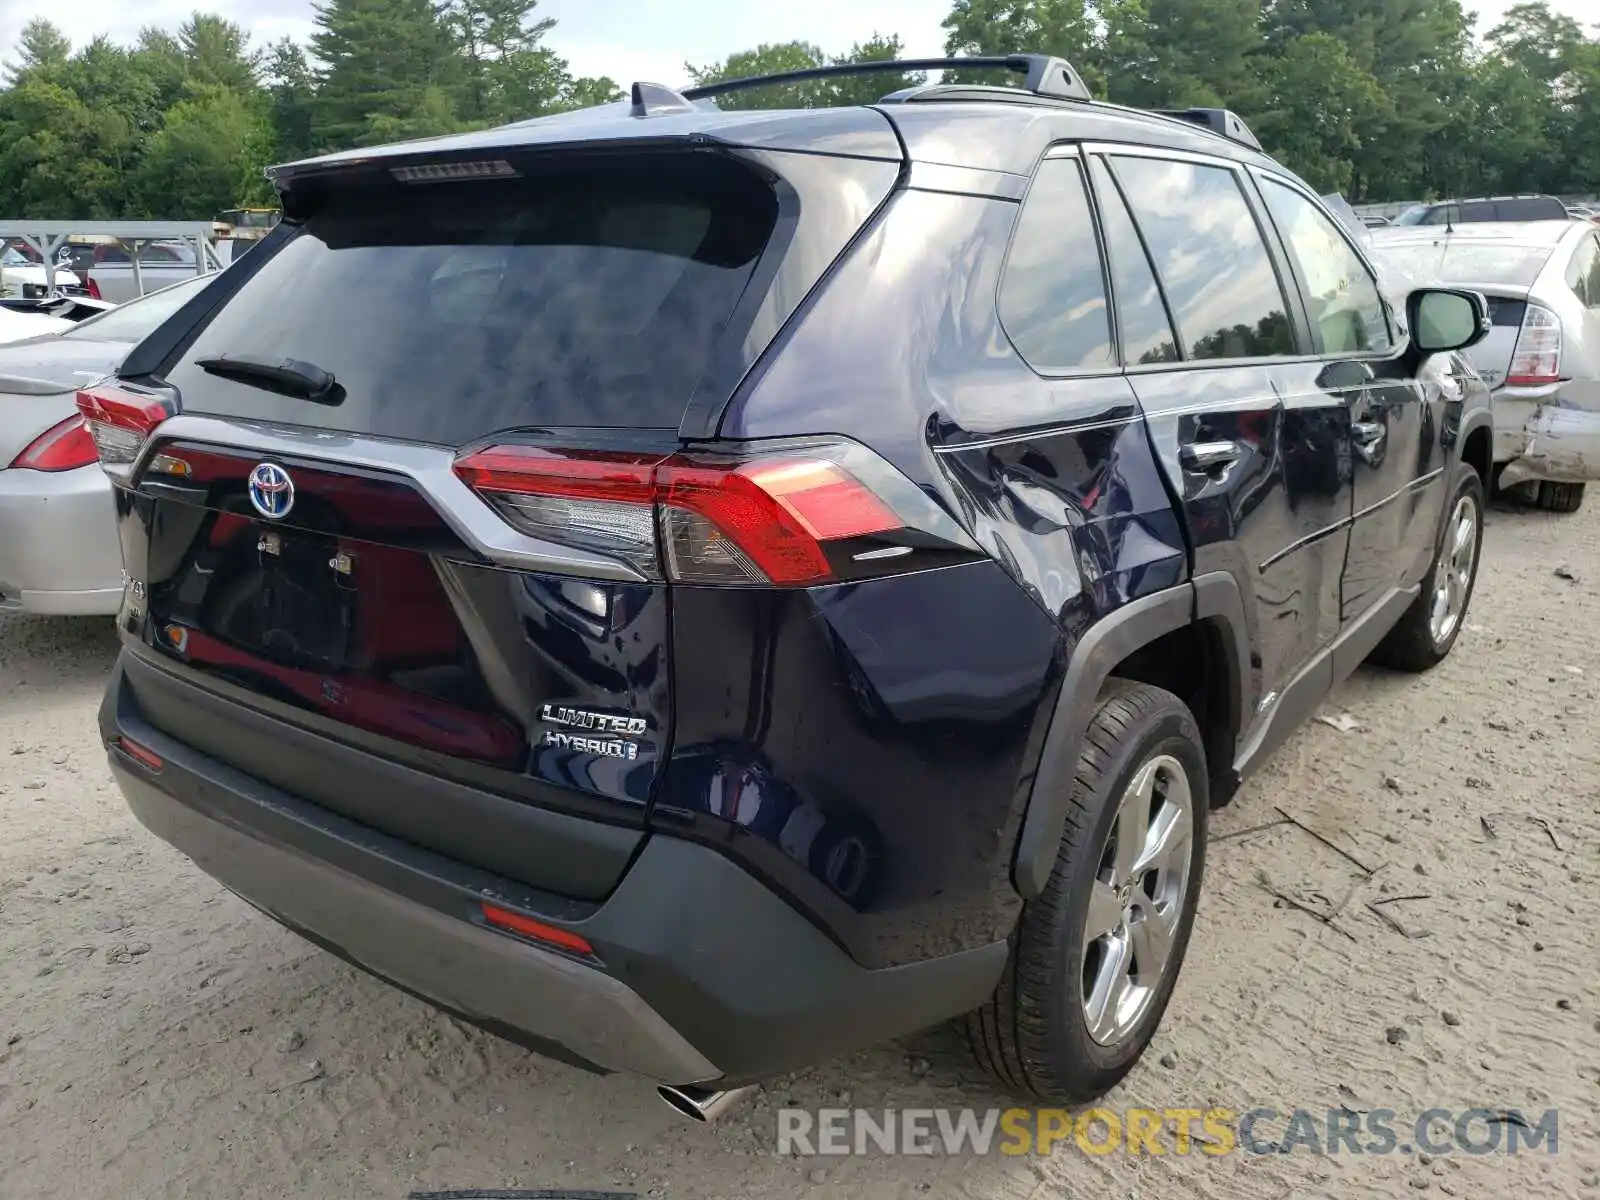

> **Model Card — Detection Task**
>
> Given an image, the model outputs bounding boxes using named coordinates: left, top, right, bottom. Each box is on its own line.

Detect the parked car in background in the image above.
left=1393, top=195, right=1570, bottom=226
left=89, top=241, right=219, bottom=303
left=1, top=245, right=84, bottom=300
left=0, top=305, right=73, bottom=344
left=0, top=275, right=214, bottom=614
left=85, top=53, right=1494, bottom=1114
left=1370, top=219, right=1600, bottom=511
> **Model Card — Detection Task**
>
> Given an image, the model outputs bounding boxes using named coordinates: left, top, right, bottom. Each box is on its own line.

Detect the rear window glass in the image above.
left=1369, top=239, right=1556, bottom=288
left=166, top=156, right=777, bottom=443
left=999, top=158, right=1115, bottom=374
left=65, top=275, right=214, bottom=343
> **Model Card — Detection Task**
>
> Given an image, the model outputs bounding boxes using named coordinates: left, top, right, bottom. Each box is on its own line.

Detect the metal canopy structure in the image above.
left=0, top=219, right=223, bottom=297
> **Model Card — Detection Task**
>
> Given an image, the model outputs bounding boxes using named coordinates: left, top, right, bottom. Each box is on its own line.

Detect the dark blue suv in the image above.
left=86, top=55, right=1495, bottom=1113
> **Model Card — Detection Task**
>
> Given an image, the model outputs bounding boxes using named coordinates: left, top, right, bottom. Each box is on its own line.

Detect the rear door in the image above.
left=105, top=146, right=894, bottom=898
left=1092, top=148, right=1352, bottom=739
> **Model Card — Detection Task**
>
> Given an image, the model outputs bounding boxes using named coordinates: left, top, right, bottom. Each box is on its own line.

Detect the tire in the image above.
left=1371, top=463, right=1485, bottom=672
left=966, top=680, right=1207, bottom=1103
left=1535, top=481, right=1585, bottom=513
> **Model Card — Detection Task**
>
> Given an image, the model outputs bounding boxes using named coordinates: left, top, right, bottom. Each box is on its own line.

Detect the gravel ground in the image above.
left=1, top=500, right=1596, bottom=1200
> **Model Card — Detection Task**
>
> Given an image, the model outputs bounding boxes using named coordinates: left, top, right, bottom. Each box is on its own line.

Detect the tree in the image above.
left=687, top=35, right=924, bottom=110
left=263, top=39, right=318, bottom=162
left=1100, top=0, right=1265, bottom=111
left=1260, top=0, right=1473, bottom=199
left=558, top=75, right=623, bottom=110
left=133, top=85, right=276, bottom=216
left=0, top=78, right=126, bottom=217
left=311, top=0, right=464, bottom=149
left=4, top=18, right=71, bottom=84
left=942, top=0, right=1098, bottom=89
left=1253, top=32, right=1387, bottom=194
left=179, top=14, right=260, bottom=92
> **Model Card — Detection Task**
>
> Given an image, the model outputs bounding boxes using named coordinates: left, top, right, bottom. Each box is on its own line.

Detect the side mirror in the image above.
left=1408, top=288, right=1490, bottom=354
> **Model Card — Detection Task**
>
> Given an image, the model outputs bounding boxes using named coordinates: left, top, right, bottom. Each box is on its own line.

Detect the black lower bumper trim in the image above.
left=102, top=656, right=1007, bottom=1083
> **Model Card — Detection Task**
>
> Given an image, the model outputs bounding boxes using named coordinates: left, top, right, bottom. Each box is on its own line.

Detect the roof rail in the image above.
left=677, top=54, right=1092, bottom=104
left=1155, top=108, right=1261, bottom=151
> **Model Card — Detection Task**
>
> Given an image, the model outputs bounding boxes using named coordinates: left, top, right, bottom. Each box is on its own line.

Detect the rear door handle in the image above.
left=1351, top=421, right=1385, bottom=444
left=1351, top=420, right=1387, bottom=466
left=1180, top=441, right=1242, bottom=472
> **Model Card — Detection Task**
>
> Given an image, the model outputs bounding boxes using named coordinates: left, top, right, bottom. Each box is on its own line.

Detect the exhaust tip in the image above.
left=657, top=1084, right=712, bottom=1122
left=657, top=1083, right=755, bottom=1124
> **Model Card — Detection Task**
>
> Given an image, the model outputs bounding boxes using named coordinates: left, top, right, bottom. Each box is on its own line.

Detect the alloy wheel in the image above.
left=1081, top=753, right=1195, bottom=1046
left=1428, top=495, right=1479, bottom=647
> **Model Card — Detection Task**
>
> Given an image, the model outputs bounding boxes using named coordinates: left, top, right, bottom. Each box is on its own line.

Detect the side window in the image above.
left=999, top=157, right=1115, bottom=375
left=1420, top=205, right=1456, bottom=227
left=1087, top=158, right=1180, bottom=365
left=1260, top=178, right=1393, bottom=355
left=1461, top=201, right=1497, bottom=222
left=1110, top=156, right=1296, bottom=361
left=1567, top=235, right=1600, bottom=309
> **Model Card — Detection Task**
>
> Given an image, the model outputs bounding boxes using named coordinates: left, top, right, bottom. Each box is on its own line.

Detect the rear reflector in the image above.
left=113, top=736, right=164, bottom=772
left=10, top=415, right=98, bottom=471
left=454, top=443, right=916, bottom=586
left=75, top=384, right=171, bottom=467
left=480, top=902, right=594, bottom=956
left=1506, top=302, right=1562, bottom=386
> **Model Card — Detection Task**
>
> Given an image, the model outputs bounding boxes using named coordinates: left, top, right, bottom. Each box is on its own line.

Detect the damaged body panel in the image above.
left=1370, top=219, right=1600, bottom=491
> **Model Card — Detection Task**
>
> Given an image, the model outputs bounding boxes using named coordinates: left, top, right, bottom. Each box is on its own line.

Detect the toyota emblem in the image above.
left=247, top=462, right=295, bottom=519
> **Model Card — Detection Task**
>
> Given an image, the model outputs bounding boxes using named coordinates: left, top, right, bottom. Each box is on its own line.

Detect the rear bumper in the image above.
left=1493, top=392, right=1600, bottom=487
left=0, top=464, right=123, bottom=614
left=100, top=657, right=1005, bottom=1083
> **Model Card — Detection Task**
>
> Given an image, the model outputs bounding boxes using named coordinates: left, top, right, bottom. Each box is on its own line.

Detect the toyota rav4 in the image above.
left=89, top=54, right=1495, bottom=1112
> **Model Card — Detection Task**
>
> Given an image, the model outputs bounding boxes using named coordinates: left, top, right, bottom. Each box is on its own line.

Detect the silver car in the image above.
left=1369, top=219, right=1600, bottom=512
left=0, top=276, right=214, bottom=614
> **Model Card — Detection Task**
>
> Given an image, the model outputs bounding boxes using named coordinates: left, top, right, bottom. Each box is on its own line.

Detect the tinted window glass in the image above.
left=1262, top=180, right=1392, bottom=355
left=1460, top=201, right=1498, bottom=222
left=1568, top=234, right=1600, bottom=308
left=999, top=158, right=1114, bottom=374
left=167, top=155, right=777, bottom=443
left=1419, top=205, right=1457, bottom=226
left=1498, top=197, right=1567, bottom=221
left=1089, top=158, right=1179, bottom=365
left=1111, top=157, right=1296, bottom=361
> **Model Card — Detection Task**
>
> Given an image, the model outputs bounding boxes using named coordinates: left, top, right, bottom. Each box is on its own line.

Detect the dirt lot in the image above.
left=1, top=501, right=1597, bottom=1200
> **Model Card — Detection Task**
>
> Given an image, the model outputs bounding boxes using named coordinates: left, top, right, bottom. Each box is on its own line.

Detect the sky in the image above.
left=1, top=0, right=1595, bottom=91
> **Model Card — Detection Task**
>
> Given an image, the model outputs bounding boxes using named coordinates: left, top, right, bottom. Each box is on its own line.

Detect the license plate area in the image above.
left=251, top=524, right=355, bottom=671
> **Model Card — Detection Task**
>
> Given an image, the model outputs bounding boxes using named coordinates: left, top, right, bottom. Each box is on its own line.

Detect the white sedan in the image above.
left=0, top=276, right=213, bottom=615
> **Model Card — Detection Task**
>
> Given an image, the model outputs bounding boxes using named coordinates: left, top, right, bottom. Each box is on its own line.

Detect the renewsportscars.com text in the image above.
left=777, top=1106, right=1560, bottom=1157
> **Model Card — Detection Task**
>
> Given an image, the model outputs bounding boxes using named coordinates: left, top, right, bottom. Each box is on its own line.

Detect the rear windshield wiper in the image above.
left=195, top=354, right=343, bottom=405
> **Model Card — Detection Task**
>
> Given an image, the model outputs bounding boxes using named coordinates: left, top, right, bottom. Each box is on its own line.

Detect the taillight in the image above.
left=75, top=384, right=170, bottom=468
left=658, top=456, right=899, bottom=584
left=85, top=277, right=102, bottom=300
left=9, top=415, right=99, bottom=471
left=1506, top=302, right=1562, bottom=386
left=453, top=440, right=977, bottom=587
